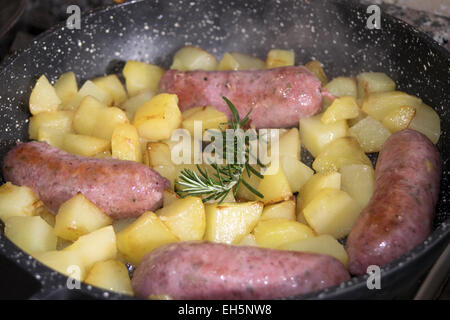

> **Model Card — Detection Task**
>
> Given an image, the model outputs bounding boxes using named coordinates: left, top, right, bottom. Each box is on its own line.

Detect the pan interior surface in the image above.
left=0, top=0, right=449, bottom=299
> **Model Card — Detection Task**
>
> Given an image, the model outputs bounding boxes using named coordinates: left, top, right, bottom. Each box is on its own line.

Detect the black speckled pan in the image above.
left=0, top=0, right=449, bottom=300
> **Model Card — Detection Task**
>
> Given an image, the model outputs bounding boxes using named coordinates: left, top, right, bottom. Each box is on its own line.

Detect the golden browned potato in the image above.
left=29, top=110, right=74, bottom=140
left=266, top=49, right=295, bottom=68
left=111, top=124, right=142, bottom=162
left=361, top=91, right=422, bottom=121
left=305, top=60, right=327, bottom=86
left=218, top=52, right=265, bottom=70
left=260, top=198, right=296, bottom=221
left=339, top=164, right=374, bottom=209
left=321, top=96, right=360, bottom=124
left=298, top=171, right=341, bottom=209
left=5, top=215, right=57, bottom=254
left=205, top=201, right=263, bottom=244
left=181, top=106, right=228, bottom=135
left=54, top=71, right=78, bottom=106
left=357, top=72, right=396, bottom=99
left=34, top=250, right=87, bottom=281
left=170, top=46, right=218, bottom=71
left=61, top=134, right=110, bottom=157
left=408, top=103, right=441, bottom=144
left=349, top=115, right=391, bottom=153
left=123, top=60, right=165, bottom=96
left=121, top=90, right=154, bottom=122
left=0, top=182, right=40, bottom=221
left=382, top=105, right=416, bottom=133
left=93, top=74, right=127, bottom=106
left=280, top=156, right=314, bottom=193
left=54, top=193, right=113, bottom=241
left=64, top=80, right=113, bottom=110
left=324, top=77, right=357, bottom=98
left=85, top=260, right=133, bottom=295
left=253, top=218, right=315, bottom=249
left=29, top=75, right=62, bottom=115
left=256, top=163, right=293, bottom=204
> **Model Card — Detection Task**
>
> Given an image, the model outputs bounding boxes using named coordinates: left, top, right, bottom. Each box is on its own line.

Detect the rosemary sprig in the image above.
left=175, top=97, right=264, bottom=203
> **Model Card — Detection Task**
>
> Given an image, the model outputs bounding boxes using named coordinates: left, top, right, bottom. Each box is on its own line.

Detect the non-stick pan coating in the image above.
left=0, top=0, right=449, bottom=299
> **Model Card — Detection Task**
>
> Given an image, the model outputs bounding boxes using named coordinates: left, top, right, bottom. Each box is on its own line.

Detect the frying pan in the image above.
left=0, top=0, right=449, bottom=300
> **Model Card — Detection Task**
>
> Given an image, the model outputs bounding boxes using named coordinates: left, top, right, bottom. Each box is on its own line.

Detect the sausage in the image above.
left=2, top=141, right=169, bottom=219
left=346, top=129, right=441, bottom=275
left=131, top=241, right=350, bottom=299
left=159, top=66, right=324, bottom=128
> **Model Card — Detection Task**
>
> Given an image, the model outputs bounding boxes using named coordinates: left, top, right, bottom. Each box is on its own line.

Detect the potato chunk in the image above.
left=280, top=156, right=314, bottom=193
left=133, top=93, right=182, bottom=141
left=299, top=172, right=341, bottom=209
left=205, top=201, right=263, bottom=244
left=182, top=106, right=228, bottom=135
left=256, top=163, right=293, bottom=204
left=29, top=110, right=74, bottom=140
left=349, top=116, right=391, bottom=153
left=64, top=80, right=113, bottom=110
left=5, top=216, right=57, bottom=254
left=260, top=198, right=296, bottom=221
left=123, top=60, right=165, bottom=96
left=357, top=72, right=396, bottom=99
left=116, top=212, right=178, bottom=265
left=54, top=193, right=113, bottom=241
left=361, top=91, right=422, bottom=121
left=85, top=260, right=133, bottom=295
left=61, top=134, right=110, bottom=157
left=339, top=164, right=375, bottom=208
left=218, top=52, right=265, bottom=70
left=237, top=234, right=258, bottom=246
left=29, top=75, right=62, bottom=115
left=157, top=197, right=205, bottom=241
left=382, top=105, right=416, bottom=133
left=111, top=124, right=142, bottom=162
left=170, top=46, right=218, bottom=71
left=299, top=114, right=348, bottom=157
left=304, top=60, right=327, bottom=86
left=235, top=167, right=261, bottom=201
left=266, top=49, right=295, bottom=68
left=409, top=103, right=441, bottom=144
left=0, top=182, right=40, bottom=221
left=64, top=226, right=117, bottom=270
left=312, top=137, right=372, bottom=172
left=321, top=96, right=360, bottom=124
left=324, top=77, right=357, bottom=98
left=92, top=74, right=127, bottom=105
left=54, top=71, right=78, bottom=106
left=303, top=188, right=361, bottom=239
left=253, top=219, right=314, bottom=249
left=121, top=90, right=154, bottom=121
left=34, top=250, right=87, bottom=281
left=279, top=234, right=348, bottom=266
left=277, top=128, right=301, bottom=160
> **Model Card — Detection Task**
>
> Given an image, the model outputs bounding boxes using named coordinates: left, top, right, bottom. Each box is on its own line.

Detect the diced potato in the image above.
left=296, top=195, right=307, bottom=224
left=64, top=80, right=113, bottom=110
left=36, top=205, right=55, bottom=227
left=94, top=150, right=112, bottom=159
left=92, top=74, right=127, bottom=105
left=253, top=219, right=314, bottom=249
left=304, top=60, right=327, bottom=86
left=121, top=90, right=154, bottom=121
left=0, top=182, right=40, bottom=221
left=256, top=163, right=292, bottom=204
left=73, top=96, right=107, bottom=136
left=266, top=49, right=295, bottom=68
left=303, top=188, right=361, bottom=239
left=235, top=167, right=262, bottom=201
left=5, top=216, right=57, bottom=254
left=260, top=198, right=296, bottom=221
left=347, top=109, right=368, bottom=127
left=116, top=212, right=179, bottom=265
left=57, top=238, right=73, bottom=251
left=277, top=128, right=301, bottom=160
left=157, top=197, right=205, bottom=241
left=321, top=96, right=360, bottom=124
left=299, top=172, right=341, bottom=209
left=111, top=124, right=142, bottom=162
left=205, top=201, right=263, bottom=244
left=280, top=156, right=314, bottom=193
left=325, top=77, right=357, bottom=98
left=339, top=164, right=374, bottom=208
left=163, top=189, right=179, bottom=207
left=54, top=193, right=113, bottom=241
left=349, top=116, right=391, bottom=153
left=237, top=233, right=258, bottom=246
left=218, top=52, right=265, bottom=70
left=54, top=72, right=78, bottom=106
left=312, top=137, right=372, bottom=172
left=61, top=134, right=110, bottom=157
left=84, top=260, right=133, bottom=295
left=34, top=250, right=86, bottom=281
left=170, top=46, right=218, bottom=71
left=299, top=114, right=348, bottom=157
left=144, top=142, right=176, bottom=185
left=29, top=110, right=74, bottom=140
left=29, top=75, right=62, bottom=115
left=279, top=234, right=348, bottom=266
left=182, top=106, right=228, bottom=135
left=123, top=60, right=165, bottom=96
left=112, top=218, right=136, bottom=234
left=361, top=91, right=422, bottom=121
left=409, top=103, right=441, bottom=144
left=382, top=105, right=416, bottom=133
left=37, top=127, right=66, bottom=149
left=64, top=226, right=117, bottom=270
left=153, top=165, right=177, bottom=188
left=133, top=93, right=182, bottom=141
left=357, top=72, right=396, bottom=99
left=96, top=107, right=130, bottom=141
